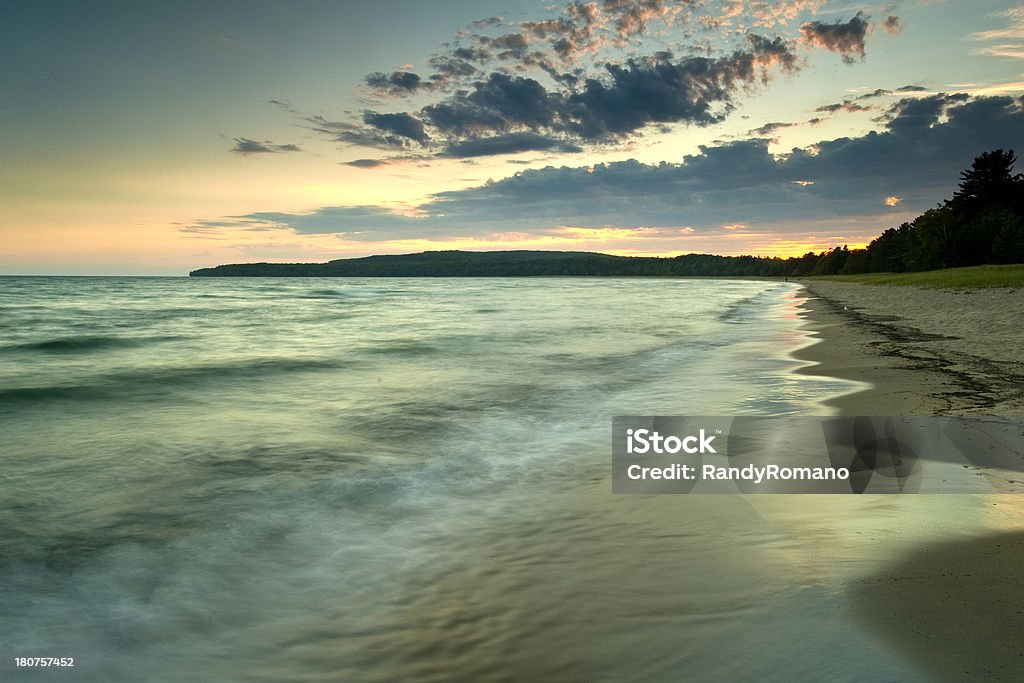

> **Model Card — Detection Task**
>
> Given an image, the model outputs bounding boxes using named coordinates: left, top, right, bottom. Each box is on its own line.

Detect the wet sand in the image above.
left=796, top=279, right=1024, bottom=682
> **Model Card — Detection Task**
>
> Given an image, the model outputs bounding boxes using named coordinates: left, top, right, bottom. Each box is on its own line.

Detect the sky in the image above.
left=2, top=0, right=1023, bottom=275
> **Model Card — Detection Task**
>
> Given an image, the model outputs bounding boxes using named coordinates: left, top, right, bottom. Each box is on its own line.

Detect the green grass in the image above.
left=809, top=264, right=1024, bottom=289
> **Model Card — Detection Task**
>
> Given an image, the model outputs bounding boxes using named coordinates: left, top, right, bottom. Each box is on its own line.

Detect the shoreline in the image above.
left=794, top=280, right=1024, bottom=416
left=795, top=280, right=1024, bottom=682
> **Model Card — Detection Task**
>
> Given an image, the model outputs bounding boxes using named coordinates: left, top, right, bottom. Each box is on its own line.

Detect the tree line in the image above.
left=794, top=149, right=1024, bottom=276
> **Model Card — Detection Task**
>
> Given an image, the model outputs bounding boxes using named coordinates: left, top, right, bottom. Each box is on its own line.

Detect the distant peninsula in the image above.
left=188, top=250, right=795, bottom=278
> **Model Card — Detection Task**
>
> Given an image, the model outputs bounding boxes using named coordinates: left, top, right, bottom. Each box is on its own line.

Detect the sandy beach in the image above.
left=796, top=280, right=1024, bottom=415
left=798, top=280, right=1024, bottom=682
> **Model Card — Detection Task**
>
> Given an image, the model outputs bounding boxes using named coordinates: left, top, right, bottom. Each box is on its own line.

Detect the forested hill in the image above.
left=189, top=250, right=794, bottom=277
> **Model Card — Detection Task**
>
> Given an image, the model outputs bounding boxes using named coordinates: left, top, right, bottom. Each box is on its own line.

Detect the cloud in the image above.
left=968, top=8, right=1024, bottom=60
left=472, top=16, right=503, bottom=28
left=855, top=88, right=892, bottom=100
left=230, top=138, right=302, bottom=155
left=973, top=45, right=1024, bottom=60
left=884, top=195, right=902, bottom=206
left=194, top=206, right=428, bottom=239
left=750, top=121, right=800, bottom=136
left=799, top=12, right=870, bottom=63
left=303, top=115, right=417, bottom=150
left=883, top=16, right=902, bottom=35
left=412, top=35, right=800, bottom=151
left=423, top=72, right=559, bottom=136
left=603, top=0, right=676, bottom=40
left=275, top=1, right=896, bottom=160
left=564, top=36, right=800, bottom=138
left=750, top=89, right=891, bottom=139
left=268, top=99, right=300, bottom=114
left=342, top=159, right=390, bottom=168
left=196, top=95, right=1024, bottom=245
left=970, top=7, right=1024, bottom=42
left=877, top=92, right=970, bottom=135
left=365, top=70, right=422, bottom=94
left=426, top=55, right=479, bottom=82
left=363, top=111, right=429, bottom=144
left=443, top=132, right=582, bottom=158
left=730, top=0, right=830, bottom=29
left=814, top=100, right=873, bottom=114
left=425, top=94, right=1022, bottom=227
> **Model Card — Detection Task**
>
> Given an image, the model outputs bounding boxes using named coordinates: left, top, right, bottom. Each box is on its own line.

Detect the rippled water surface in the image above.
left=0, top=277, right=1008, bottom=681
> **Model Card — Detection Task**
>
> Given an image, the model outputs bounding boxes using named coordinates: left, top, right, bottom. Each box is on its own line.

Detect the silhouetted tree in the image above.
left=867, top=223, right=911, bottom=272
left=840, top=248, right=870, bottom=274
left=908, top=207, right=957, bottom=269
left=983, top=208, right=1024, bottom=264
left=938, top=149, right=1024, bottom=266
left=947, top=149, right=1023, bottom=215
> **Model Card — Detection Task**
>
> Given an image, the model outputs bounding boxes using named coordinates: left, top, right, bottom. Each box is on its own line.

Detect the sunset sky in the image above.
left=2, top=0, right=1023, bottom=274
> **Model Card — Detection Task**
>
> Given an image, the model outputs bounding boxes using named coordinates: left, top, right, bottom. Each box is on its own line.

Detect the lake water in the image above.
left=0, top=277, right=1009, bottom=681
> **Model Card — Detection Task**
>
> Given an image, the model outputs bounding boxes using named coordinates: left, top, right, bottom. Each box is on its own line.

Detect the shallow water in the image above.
left=0, top=277, right=1011, bottom=681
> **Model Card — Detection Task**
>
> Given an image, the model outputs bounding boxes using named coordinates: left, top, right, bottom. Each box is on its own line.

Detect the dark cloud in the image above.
left=365, top=70, right=422, bottom=94
left=895, top=85, right=928, bottom=93
left=427, top=56, right=478, bottom=79
left=238, top=206, right=426, bottom=237
left=815, top=101, right=873, bottom=114
left=800, top=12, right=871, bottom=63
left=269, top=2, right=898, bottom=160
left=437, top=72, right=558, bottom=134
left=478, top=32, right=531, bottom=60
left=305, top=115, right=417, bottom=150
left=415, top=35, right=798, bottom=149
left=452, top=46, right=492, bottom=62
left=303, top=110, right=432, bottom=151
left=855, top=88, right=892, bottom=100
left=186, top=204, right=465, bottom=242
left=268, top=99, right=300, bottom=114
left=230, top=138, right=302, bottom=155
left=443, top=132, right=582, bottom=158
left=200, top=96, right=1024, bottom=242
left=750, top=121, right=800, bottom=137
left=335, top=130, right=413, bottom=149
left=567, top=36, right=798, bottom=138
left=340, top=0, right=847, bottom=157
left=363, top=111, right=429, bottom=144
left=422, top=94, right=1024, bottom=231
left=878, top=93, right=970, bottom=135
left=472, top=16, right=503, bottom=28
left=884, top=16, right=902, bottom=35
left=342, top=159, right=390, bottom=168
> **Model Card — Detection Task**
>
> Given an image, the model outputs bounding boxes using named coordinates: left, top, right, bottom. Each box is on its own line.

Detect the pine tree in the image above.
left=947, top=149, right=1023, bottom=215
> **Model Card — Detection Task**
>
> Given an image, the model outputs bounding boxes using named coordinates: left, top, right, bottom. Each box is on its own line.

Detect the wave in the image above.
left=0, top=357, right=348, bottom=407
left=304, top=288, right=401, bottom=299
left=362, top=341, right=438, bottom=356
left=2, top=335, right=184, bottom=354
left=717, top=285, right=787, bottom=324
